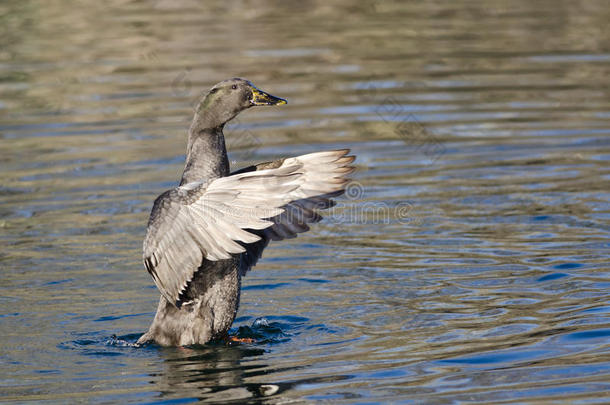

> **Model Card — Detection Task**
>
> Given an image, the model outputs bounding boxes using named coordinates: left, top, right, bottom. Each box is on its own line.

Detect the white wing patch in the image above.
left=143, top=150, right=355, bottom=306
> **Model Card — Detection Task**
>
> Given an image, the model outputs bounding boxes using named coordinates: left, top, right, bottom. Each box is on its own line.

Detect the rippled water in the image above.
left=2, top=0, right=610, bottom=403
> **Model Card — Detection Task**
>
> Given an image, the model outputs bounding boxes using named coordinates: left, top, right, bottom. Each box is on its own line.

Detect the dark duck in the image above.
left=137, top=78, right=355, bottom=346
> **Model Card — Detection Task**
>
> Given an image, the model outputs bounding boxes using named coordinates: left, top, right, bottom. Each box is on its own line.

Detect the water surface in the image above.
left=1, top=0, right=609, bottom=403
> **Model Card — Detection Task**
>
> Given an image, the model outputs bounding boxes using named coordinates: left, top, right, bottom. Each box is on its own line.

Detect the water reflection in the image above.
left=149, top=341, right=353, bottom=402
left=152, top=345, right=270, bottom=401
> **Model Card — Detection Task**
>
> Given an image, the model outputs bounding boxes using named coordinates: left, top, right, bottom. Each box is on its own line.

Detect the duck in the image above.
left=136, top=78, right=355, bottom=346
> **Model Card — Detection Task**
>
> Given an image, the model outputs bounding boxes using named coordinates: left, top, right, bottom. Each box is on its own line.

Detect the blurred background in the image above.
left=1, top=0, right=609, bottom=403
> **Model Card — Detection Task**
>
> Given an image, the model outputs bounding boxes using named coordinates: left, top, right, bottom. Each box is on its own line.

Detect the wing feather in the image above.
left=235, top=149, right=356, bottom=274
left=143, top=149, right=355, bottom=306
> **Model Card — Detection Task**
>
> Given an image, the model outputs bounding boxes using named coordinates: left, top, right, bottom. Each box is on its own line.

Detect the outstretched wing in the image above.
left=143, top=150, right=355, bottom=306
left=234, top=149, right=356, bottom=274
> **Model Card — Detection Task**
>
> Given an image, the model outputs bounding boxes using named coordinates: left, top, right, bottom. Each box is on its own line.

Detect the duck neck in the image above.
left=180, top=125, right=230, bottom=185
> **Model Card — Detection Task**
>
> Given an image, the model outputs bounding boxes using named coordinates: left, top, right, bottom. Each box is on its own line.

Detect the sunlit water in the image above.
left=1, top=0, right=609, bottom=403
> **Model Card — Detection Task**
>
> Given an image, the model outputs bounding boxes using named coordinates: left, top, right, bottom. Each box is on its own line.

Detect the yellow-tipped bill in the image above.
left=250, top=86, right=287, bottom=106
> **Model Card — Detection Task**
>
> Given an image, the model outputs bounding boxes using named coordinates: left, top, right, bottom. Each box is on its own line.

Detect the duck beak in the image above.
left=250, top=86, right=287, bottom=106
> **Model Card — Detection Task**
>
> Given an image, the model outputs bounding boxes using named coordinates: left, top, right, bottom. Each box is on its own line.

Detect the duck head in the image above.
left=192, top=78, right=287, bottom=130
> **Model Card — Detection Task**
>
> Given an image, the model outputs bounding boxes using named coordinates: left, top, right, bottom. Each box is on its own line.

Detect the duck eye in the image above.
left=231, top=84, right=237, bottom=90
left=209, top=88, right=217, bottom=94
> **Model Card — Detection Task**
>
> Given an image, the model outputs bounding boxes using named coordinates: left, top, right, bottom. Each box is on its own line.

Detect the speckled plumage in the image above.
left=137, top=78, right=355, bottom=346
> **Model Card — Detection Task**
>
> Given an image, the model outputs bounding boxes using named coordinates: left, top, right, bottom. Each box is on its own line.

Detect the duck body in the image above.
left=138, top=258, right=241, bottom=346
left=137, top=78, right=354, bottom=346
